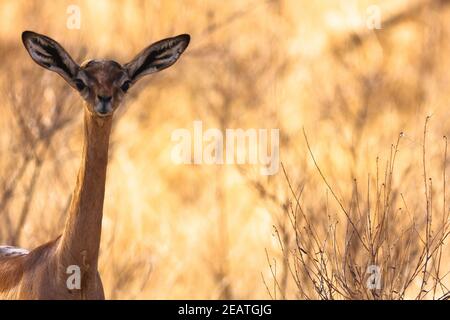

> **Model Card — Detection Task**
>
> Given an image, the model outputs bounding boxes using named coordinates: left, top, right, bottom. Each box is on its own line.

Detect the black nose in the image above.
left=98, top=95, right=112, bottom=103
left=98, top=106, right=109, bottom=114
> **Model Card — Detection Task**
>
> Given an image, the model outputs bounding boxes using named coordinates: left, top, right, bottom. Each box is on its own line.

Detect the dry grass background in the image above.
left=0, top=0, right=449, bottom=299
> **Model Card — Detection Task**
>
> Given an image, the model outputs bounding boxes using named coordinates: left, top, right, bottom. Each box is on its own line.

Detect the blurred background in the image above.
left=0, top=0, right=449, bottom=299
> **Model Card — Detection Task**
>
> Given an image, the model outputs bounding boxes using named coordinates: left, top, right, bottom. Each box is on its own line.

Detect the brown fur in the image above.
left=0, top=110, right=110, bottom=300
left=0, top=31, right=189, bottom=300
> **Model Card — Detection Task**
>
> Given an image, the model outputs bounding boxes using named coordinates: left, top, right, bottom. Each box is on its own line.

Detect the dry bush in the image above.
left=264, top=125, right=449, bottom=300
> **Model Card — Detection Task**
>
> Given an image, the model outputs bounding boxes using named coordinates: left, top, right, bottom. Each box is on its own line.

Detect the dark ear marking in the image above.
left=130, top=46, right=166, bottom=79
left=125, top=34, right=190, bottom=83
left=22, top=31, right=79, bottom=83
left=29, top=36, right=74, bottom=77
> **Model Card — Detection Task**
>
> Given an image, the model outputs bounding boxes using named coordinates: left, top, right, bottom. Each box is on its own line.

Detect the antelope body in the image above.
left=0, top=31, right=190, bottom=299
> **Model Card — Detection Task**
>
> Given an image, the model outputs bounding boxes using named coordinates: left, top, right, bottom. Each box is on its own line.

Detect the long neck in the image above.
left=57, top=109, right=112, bottom=273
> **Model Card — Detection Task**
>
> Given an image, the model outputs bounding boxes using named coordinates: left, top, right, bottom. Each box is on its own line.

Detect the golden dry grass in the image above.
left=0, top=0, right=449, bottom=299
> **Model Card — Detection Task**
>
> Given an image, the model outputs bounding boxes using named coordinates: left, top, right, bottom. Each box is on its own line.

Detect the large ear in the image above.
left=22, top=31, right=79, bottom=83
left=124, top=34, right=190, bottom=83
